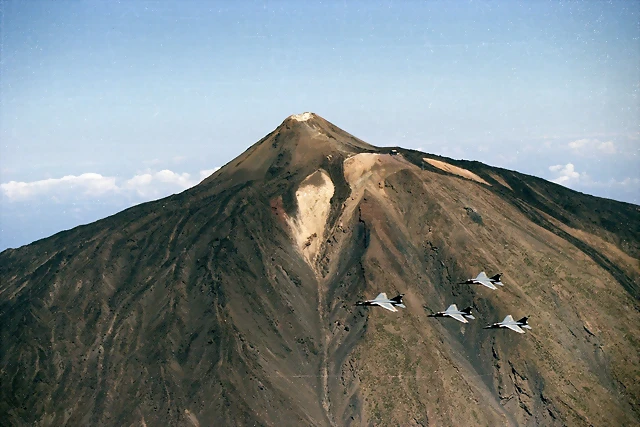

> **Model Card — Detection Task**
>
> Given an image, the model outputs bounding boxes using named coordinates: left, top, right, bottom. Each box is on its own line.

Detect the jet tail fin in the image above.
left=390, top=294, right=404, bottom=304
left=490, top=273, right=502, bottom=281
left=517, top=316, right=529, bottom=324
left=461, top=306, right=474, bottom=315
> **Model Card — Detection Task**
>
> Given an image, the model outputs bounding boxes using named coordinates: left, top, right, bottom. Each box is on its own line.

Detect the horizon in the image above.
left=1, top=0, right=639, bottom=250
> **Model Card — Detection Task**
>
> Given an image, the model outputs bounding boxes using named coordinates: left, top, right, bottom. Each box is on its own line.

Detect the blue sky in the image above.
left=1, top=0, right=639, bottom=250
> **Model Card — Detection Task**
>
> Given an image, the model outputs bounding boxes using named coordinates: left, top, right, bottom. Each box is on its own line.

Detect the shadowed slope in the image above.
left=1, top=113, right=639, bottom=426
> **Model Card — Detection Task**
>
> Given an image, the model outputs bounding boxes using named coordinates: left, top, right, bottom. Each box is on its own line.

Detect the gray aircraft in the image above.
left=459, top=271, right=499, bottom=290
left=428, top=304, right=476, bottom=323
left=355, top=293, right=406, bottom=312
left=484, top=315, right=532, bottom=334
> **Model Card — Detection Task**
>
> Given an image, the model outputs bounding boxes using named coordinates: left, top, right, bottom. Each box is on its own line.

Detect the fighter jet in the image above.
left=355, top=293, right=405, bottom=312
left=428, top=304, right=476, bottom=323
left=458, top=272, right=498, bottom=290
left=484, top=315, right=532, bottom=334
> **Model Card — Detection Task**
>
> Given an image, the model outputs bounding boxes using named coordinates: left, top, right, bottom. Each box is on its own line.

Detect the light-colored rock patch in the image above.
left=290, top=112, right=314, bottom=122
left=287, top=170, right=334, bottom=265
left=423, top=158, right=490, bottom=186
left=343, top=153, right=414, bottom=194
left=343, top=153, right=381, bottom=186
left=340, top=153, right=415, bottom=230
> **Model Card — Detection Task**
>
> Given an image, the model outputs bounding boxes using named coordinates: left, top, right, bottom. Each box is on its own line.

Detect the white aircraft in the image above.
left=459, top=272, right=498, bottom=290
left=428, top=304, right=476, bottom=323
left=484, top=315, right=532, bottom=334
left=355, top=293, right=405, bottom=312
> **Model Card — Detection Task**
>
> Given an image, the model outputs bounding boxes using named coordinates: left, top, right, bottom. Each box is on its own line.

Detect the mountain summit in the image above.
left=1, top=114, right=639, bottom=426
left=202, top=111, right=376, bottom=188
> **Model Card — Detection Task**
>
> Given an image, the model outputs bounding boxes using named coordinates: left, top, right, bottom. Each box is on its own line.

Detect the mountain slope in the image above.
left=1, top=112, right=639, bottom=426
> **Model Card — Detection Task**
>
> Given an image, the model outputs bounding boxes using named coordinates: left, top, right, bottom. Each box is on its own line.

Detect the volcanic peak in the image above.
left=2, top=112, right=640, bottom=426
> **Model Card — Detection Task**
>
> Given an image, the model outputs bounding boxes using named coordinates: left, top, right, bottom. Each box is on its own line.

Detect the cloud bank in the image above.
left=548, top=163, right=639, bottom=203
left=567, top=138, right=617, bottom=154
left=548, top=163, right=587, bottom=185
left=1, top=168, right=220, bottom=203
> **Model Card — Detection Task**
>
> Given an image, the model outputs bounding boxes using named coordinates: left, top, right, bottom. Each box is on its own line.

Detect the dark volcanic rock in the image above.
left=1, top=112, right=639, bottom=426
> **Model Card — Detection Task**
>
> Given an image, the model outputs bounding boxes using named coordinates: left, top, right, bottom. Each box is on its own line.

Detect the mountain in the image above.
left=1, top=112, right=639, bottom=426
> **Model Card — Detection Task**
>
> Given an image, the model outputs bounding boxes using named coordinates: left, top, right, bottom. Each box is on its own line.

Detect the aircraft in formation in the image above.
left=484, top=315, right=532, bottom=334
left=356, top=272, right=531, bottom=334
left=428, top=304, right=475, bottom=323
left=458, top=271, right=503, bottom=290
left=355, top=293, right=406, bottom=312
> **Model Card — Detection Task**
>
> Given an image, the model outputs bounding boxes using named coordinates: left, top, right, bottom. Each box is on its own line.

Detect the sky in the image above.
left=1, top=0, right=639, bottom=250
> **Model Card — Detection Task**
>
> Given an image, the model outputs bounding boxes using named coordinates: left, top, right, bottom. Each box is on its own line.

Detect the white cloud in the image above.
left=1, top=168, right=218, bottom=203
left=568, top=139, right=589, bottom=150
left=548, top=164, right=639, bottom=202
left=123, top=170, right=197, bottom=198
left=1, top=173, right=118, bottom=201
left=156, top=170, right=193, bottom=186
left=548, top=163, right=588, bottom=185
left=589, top=176, right=640, bottom=189
left=125, top=173, right=154, bottom=188
left=567, top=138, right=617, bottom=154
left=619, top=177, right=640, bottom=186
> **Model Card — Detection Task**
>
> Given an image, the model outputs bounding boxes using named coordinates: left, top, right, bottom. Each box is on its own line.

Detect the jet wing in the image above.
left=503, top=315, right=514, bottom=323
left=476, top=272, right=490, bottom=281
left=446, top=304, right=458, bottom=312
left=374, top=302, right=398, bottom=312
left=476, top=279, right=498, bottom=290
left=447, top=313, right=468, bottom=323
left=504, top=324, right=526, bottom=334
left=374, top=292, right=387, bottom=301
